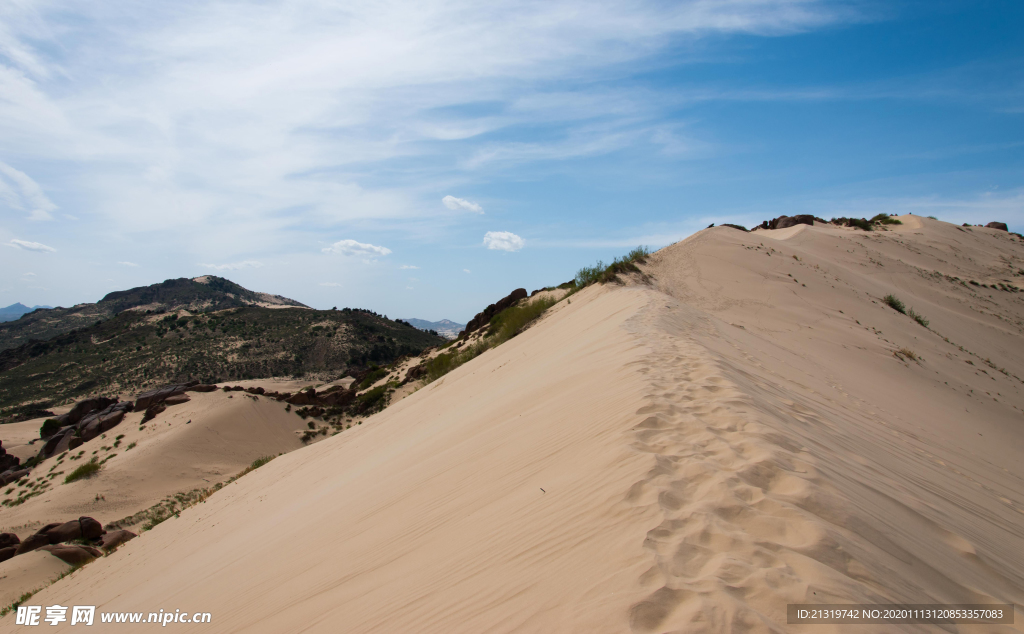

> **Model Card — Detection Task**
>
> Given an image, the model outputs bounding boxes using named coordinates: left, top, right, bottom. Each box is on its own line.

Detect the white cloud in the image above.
left=442, top=195, right=483, bottom=214
left=399, top=264, right=419, bottom=269
left=118, top=261, right=139, bottom=267
left=0, top=162, right=57, bottom=221
left=198, top=260, right=263, bottom=271
left=483, top=231, right=524, bottom=252
left=8, top=239, right=55, bottom=252
left=319, top=282, right=342, bottom=287
left=463, top=268, right=471, bottom=273
left=322, top=239, right=392, bottom=257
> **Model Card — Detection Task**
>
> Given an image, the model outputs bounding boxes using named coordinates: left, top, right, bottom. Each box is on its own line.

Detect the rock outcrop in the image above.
left=458, top=288, right=528, bottom=339
left=986, top=221, right=1008, bottom=232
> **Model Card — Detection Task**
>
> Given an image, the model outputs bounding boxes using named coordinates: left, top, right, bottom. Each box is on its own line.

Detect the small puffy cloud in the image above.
left=322, top=239, right=392, bottom=257
left=8, top=239, right=55, bottom=252
left=198, top=260, right=263, bottom=271
left=118, top=261, right=139, bottom=267
left=483, top=231, right=524, bottom=252
left=443, top=195, right=483, bottom=214
left=319, top=282, right=342, bottom=287
left=0, top=162, right=57, bottom=221
left=399, top=264, right=419, bottom=269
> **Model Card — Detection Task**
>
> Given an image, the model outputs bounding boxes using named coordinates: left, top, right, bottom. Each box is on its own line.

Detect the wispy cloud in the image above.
left=198, top=260, right=263, bottom=271
left=483, top=231, right=524, bottom=252
left=463, top=268, right=471, bottom=273
left=7, top=239, right=55, bottom=252
left=399, top=264, right=419, bottom=269
left=0, top=162, right=57, bottom=221
left=442, top=195, right=483, bottom=214
left=322, top=239, right=392, bottom=257
left=118, top=261, right=139, bottom=267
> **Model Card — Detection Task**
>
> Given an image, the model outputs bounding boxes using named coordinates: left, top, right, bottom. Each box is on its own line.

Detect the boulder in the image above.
left=187, top=384, right=218, bottom=393
left=245, top=387, right=265, bottom=395
left=39, top=545, right=102, bottom=566
left=53, top=432, right=78, bottom=456
left=66, top=397, right=117, bottom=427
left=135, top=384, right=189, bottom=410
left=163, top=394, right=191, bottom=406
left=45, top=517, right=105, bottom=544
left=986, top=222, right=1009, bottom=232
left=34, top=522, right=63, bottom=535
left=68, top=437, right=84, bottom=451
left=41, top=427, right=74, bottom=457
left=1, top=469, right=30, bottom=485
left=141, top=402, right=167, bottom=423
left=99, top=529, right=137, bottom=551
left=459, top=288, right=529, bottom=339
left=0, top=441, right=20, bottom=472
left=404, top=365, right=426, bottom=384
left=14, top=532, right=51, bottom=555
left=286, top=389, right=318, bottom=406
left=0, top=546, right=16, bottom=563
left=0, top=532, right=20, bottom=548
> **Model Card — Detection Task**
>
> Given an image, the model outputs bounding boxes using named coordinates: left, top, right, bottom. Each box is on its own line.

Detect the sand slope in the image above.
left=8, top=216, right=1024, bottom=632
left=1, top=390, right=309, bottom=534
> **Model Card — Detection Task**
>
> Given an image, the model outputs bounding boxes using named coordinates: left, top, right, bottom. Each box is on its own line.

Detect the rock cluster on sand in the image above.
left=0, top=516, right=135, bottom=565
left=986, top=221, right=1008, bottom=231
left=458, top=288, right=528, bottom=339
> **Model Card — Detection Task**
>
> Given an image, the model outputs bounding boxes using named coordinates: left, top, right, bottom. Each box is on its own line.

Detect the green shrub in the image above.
left=488, top=297, right=557, bottom=343
left=721, top=223, right=749, bottom=231
left=40, top=419, right=63, bottom=438
left=575, top=246, right=650, bottom=288
left=64, top=460, right=101, bottom=484
left=883, top=294, right=906, bottom=314
left=871, top=213, right=902, bottom=225
left=908, top=308, right=929, bottom=328
left=359, top=366, right=388, bottom=389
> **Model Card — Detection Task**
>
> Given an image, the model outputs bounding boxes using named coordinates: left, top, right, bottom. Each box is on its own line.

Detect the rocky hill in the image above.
left=0, top=276, right=306, bottom=351
left=0, top=304, right=444, bottom=421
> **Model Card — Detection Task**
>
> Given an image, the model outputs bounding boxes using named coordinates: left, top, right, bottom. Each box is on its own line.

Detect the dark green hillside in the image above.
left=0, top=306, right=443, bottom=417
left=0, top=276, right=306, bottom=352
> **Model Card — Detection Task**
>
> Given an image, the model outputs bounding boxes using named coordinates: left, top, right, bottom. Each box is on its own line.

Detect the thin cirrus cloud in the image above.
left=322, top=240, right=392, bottom=258
left=483, top=231, right=524, bottom=252
left=442, top=195, right=483, bottom=214
left=8, top=239, right=56, bottom=252
left=0, top=162, right=57, bottom=221
left=118, top=261, right=139, bottom=267
left=399, top=265, right=419, bottom=269
left=198, top=260, right=263, bottom=271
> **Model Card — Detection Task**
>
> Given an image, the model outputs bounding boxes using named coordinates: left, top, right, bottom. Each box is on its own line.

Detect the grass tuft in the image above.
left=64, top=459, right=101, bottom=484
left=883, top=294, right=906, bottom=314
left=575, top=246, right=650, bottom=288
left=907, top=308, right=929, bottom=328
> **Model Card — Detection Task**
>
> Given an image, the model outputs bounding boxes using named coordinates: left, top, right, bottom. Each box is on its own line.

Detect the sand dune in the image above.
left=7, top=216, right=1024, bottom=632
left=1, top=389, right=310, bottom=534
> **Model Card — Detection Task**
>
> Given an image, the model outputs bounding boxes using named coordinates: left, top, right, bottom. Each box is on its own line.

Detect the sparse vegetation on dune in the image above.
left=575, top=246, right=650, bottom=288
left=64, top=459, right=101, bottom=483
left=883, top=294, right=906, bottom=314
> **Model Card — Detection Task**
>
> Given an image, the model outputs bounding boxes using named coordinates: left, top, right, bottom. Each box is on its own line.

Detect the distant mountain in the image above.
left=404, top=318, right=465, bottom=339
left=0, top=303, right=52, bottom=323
left=0, top=276, right=306, bottom=351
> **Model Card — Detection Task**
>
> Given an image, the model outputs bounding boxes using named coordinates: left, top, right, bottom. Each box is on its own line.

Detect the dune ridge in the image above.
left=6, top=216, right=1024, bottom=632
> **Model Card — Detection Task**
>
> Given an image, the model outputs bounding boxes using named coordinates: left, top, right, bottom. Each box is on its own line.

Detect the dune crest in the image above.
left=8, top=216, right=1024, bottom=632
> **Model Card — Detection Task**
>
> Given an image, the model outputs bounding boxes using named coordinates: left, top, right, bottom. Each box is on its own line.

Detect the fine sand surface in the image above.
left=1, top=387, right=311, bottom=536
left=8, top=215, right=1024, bottom=632
left=0, top=550, right=71, bottom=607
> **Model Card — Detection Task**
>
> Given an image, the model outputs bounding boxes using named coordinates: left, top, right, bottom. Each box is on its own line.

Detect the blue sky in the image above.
left=0, top=0, right=1021, bottom=322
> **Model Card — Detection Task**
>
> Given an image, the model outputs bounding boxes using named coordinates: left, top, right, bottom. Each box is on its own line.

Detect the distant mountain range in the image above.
left=0, top=303, right=52, bottom=322
left=403, top=318, right=465, bottom=339
left=0, top=276, right=306, bottom=351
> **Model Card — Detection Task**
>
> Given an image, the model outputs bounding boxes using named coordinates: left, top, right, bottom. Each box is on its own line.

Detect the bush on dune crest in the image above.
left=575, top=246, right=650, bottom=288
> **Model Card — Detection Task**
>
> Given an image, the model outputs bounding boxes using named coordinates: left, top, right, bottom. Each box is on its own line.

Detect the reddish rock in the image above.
left=135, top=384, right=188, bottom=410
left=163, top=394, right=191, bottom=406
left=986, top=221, right=1009, bottom=232
left=1, top=468, right=30, bottom=485
left=187, top=384, right=218, bottom=393
left=0, top=532, right=20, bottom=548
left=46, top=517, right=105, bottom=544
left=459, top=288, right=529, bottom=339
left=0, top=546, right=15, bottom=563
left=99, top=529, right=137, bottom=551
left=40, top=545, right=101, bottom=566
left=141, top=402, right=167, bottom=423
left=14, top=532, right=51, bottom=555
